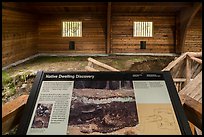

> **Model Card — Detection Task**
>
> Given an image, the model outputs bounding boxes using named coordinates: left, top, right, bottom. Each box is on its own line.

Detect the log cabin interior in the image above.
left=2, top=2, right=202, bottom=68
left=2, top=1, right=202, bottom=135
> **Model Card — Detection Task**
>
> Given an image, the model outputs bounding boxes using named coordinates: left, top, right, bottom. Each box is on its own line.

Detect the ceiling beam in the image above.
left=112, top=2, right=193, bottom=7
left=27, top=2, right=107, bottom=7
left=176, top=2, right=201, bottom=53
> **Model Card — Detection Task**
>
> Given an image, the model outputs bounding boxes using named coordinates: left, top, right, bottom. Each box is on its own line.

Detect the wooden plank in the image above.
left=179, top=71, right=202, bottom=103
left=185, top=55, right=191, bottom=85
left=179, top=94, right=202, bottom=130
left=188, top=121, right=195, bottom=135
left=189, top=56, right=202, bottom=64
left=112, top=2, right=193, bottom=7
left=187, top=52, right=202, bottom=58
left=162, top=52, right=187, bottom=71
left=88, top=57, right=119, bottom=71
left=2, top=95, right=29, bottom=134
left=173, top=78, right=186, bottom=82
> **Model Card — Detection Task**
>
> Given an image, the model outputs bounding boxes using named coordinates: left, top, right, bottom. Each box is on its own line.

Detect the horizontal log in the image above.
left=187, top=52, right=202, bottom=58
left=2, top=95, right=29, bottom=134
left=112, top=49, right=175, bottom=53
left=189, top=56, right=202, bottom=64
left=173, top=78, right=186, bottom=82
left=112, top=45, right=175, bottom=49
left=37, top=50, right=105, bottom=54
left=162, top=52, right=187, bottom=71
left=88, top=57, right=120, bottom=71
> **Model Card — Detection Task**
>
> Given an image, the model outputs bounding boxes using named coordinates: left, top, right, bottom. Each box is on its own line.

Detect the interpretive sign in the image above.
left=17, top=71, right=192, bottom=135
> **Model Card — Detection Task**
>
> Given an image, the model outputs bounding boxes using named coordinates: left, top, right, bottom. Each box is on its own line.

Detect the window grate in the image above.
left=133, top=22, right=153, bottom=37
left=62, top=21, right=82, bottom=37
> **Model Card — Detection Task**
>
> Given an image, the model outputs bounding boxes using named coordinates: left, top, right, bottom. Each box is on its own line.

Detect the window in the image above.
left=133, top=22, right=153, bottom=37
left=62, top=21, right=82, bottom=37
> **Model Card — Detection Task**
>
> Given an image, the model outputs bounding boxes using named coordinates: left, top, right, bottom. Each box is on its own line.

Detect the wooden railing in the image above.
left=163, top=52, right=202, bottom=134
left=162, top=52, right=202, bottom=92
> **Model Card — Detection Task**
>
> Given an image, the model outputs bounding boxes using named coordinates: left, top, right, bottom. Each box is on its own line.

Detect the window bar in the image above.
left=73, top=22, right=74, bottom=36
left=148, top=22, right=150, bottom=37
left=136, top=22, right=138, bottom=37
left=72, top=22, right=74, bottom=37
left=143, top=22, right=146, bottom=37
left=143, top=22, right=145, bottom=37
left=73, top=22, right=74, bottom=37
left=68, top=22, right=70, bottom=37
left=63, top=22, right=64, bottom=37
left=67, top=22, right=70, bottom=37
left=69, top=22, right=70, bottom=37
left=71, top=22, right=72, bottom=36
left=139, top=22, right=140, bottom=36
left=145, top=22, right=148, bottom=37
left=78, top=22, right=80, bottom=37
left=76, top=22, right=78, bottom=36
left=147, top=22, right=148, bottom=37
left=67, top=22, right=69, bottom=37
left=80, top=22, right=81, bottom=37
left=141, top=22, right=143, bottom=37
left=65, top=22, right=67, bottom=37
left=70, top=22, right=71, bottom=37
left=148, top=22, right=149, bottom=37
left=63, top=22, right=65, bottom=37
left=139, top=22, right=141, bottom=37
left=134, top=22, right=135, bottom=36
left=150, top=22, right=152, bottom=37
left=149, top=22, right=151, bottom=37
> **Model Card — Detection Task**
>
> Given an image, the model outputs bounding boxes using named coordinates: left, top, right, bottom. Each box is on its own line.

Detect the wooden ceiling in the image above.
left=2, top=2, right=197, bottom=15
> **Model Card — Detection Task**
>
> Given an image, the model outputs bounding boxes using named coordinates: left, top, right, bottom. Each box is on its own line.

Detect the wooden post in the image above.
left=185, top=55, right=191, bottom=86
left=106, top=2, right=112, bottom=54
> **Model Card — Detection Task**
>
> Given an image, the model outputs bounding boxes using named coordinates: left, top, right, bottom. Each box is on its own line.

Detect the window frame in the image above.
left=61, top=20, right=82, bottom=38
left=133, top=21, right=154, bottom=38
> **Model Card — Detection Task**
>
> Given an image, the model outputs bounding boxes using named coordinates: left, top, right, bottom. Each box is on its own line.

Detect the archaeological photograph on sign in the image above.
left=31, top=103, right=53, bottom=128
left=67, top=80, right=139, bottom=135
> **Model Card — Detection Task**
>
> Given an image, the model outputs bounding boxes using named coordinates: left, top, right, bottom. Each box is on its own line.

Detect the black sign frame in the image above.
left=16, top=71, right=192, bottom=135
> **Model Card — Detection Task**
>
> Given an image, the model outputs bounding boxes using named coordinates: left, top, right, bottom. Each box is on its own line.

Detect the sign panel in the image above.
left=17, top=71, right=192, bottom=135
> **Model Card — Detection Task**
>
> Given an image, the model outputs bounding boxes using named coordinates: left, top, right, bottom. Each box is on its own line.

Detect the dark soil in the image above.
left=68, top=101, right=138, bottom=133
left=129, top=57, right=174, bottom=71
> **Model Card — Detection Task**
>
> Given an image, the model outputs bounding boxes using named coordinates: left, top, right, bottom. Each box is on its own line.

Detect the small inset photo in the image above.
left=31, top=103, right=53, bottom=128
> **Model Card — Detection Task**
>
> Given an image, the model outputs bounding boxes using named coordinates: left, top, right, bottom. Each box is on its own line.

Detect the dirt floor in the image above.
left=2, top=55, right=175, bottom=105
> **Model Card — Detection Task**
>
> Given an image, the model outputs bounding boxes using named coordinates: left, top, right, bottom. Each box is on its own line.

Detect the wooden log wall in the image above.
left=111, top=15, right=176, bottom=53
left=37, top=13, right=106, bottom=54
left=184, top=10, right=202, bottom=52
left=2, top=7, right=38, bottom=67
